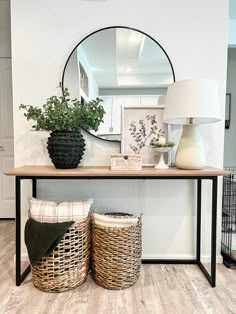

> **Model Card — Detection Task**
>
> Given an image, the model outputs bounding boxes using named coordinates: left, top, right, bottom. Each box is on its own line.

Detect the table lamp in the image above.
left=163, top=79, right=221, bottom=169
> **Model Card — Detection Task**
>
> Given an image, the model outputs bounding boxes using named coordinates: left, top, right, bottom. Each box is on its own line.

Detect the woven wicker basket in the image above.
left=31, top=217, right=90, bottom=293
left=91, top=214, right=142, bottom=290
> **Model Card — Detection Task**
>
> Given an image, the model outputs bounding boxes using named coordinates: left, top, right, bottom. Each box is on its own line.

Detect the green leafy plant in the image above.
left=19, top=88, right=105, bottom=132
left=150, top=141, right=175, bottom=148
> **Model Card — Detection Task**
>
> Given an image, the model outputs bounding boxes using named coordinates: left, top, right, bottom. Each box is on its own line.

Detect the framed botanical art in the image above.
left=121, top=106, right=170, bottom=166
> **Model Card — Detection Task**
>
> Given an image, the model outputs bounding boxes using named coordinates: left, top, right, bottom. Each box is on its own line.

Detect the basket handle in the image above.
left=138, top=213, right=143, bottom=223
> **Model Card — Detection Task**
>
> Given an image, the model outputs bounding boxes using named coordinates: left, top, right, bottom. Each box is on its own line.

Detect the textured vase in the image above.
left=47, top=130, right=85, bottom=169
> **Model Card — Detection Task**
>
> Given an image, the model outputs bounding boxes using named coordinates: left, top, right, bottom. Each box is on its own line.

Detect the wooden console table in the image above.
left=5, top=165, right=229, bottom=287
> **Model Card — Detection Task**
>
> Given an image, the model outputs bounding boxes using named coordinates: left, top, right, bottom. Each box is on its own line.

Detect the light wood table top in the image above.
left=4, top=165, right=230, bottom=177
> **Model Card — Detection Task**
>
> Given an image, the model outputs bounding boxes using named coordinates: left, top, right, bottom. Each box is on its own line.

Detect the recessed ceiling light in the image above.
left=126, top=67, right=132, bottom=73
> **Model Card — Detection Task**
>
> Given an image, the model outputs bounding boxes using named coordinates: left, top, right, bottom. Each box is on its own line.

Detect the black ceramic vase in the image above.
left=47, top=130, right=85, bottom=169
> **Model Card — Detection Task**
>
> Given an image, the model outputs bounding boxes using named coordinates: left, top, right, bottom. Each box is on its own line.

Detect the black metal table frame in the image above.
left=15, top=175, right=218, bottom=287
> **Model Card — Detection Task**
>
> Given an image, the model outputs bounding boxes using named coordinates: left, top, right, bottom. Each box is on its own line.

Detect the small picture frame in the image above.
left=121, top=106, right=170, bottom=166
left=225, top=93, right=231, bottom=129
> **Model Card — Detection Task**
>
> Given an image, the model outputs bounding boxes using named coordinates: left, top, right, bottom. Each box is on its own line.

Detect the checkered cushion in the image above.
left=29, top=198, right=93, bottom=223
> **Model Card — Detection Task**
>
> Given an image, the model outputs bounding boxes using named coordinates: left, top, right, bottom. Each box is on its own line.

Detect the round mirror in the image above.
left=62, top=26, right=175, bottom=142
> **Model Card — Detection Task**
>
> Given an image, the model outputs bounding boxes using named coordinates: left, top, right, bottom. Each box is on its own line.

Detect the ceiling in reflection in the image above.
left=79, top=28, right=173, bottom=89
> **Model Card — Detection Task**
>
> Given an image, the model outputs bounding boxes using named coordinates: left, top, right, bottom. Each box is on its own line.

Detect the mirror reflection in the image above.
left=62, top=27, right=175, bottom=141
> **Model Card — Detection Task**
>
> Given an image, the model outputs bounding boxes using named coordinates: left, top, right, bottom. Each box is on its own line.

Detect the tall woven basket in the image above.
left=91, top=214, right=142, bottom=290
left=31, top=217, right=90, bottom=293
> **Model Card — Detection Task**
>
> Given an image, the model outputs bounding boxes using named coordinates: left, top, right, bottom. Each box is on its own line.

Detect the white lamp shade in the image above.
left=163, top=79, right=221, bottom=124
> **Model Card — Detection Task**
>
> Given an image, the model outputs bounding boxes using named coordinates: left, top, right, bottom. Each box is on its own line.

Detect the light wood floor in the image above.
left=0, top=221, right=236, bottom=314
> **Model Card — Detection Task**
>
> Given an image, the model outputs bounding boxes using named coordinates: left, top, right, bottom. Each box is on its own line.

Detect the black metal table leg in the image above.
left=197, top=177, right=218, bottom=287
left=32, top=178, right=37, bottom=198
left=15, top=176, right=21, bottom=286
left=210, top=176, right=218, bottom=287
left=14, top=175, right=218, bottom=287
left=196, top=179, right=202, bottom=262
left=15, top=177, right=31, bottom=286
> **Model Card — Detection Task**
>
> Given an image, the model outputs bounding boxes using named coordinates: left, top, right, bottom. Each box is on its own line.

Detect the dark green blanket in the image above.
left=25, top=218, right=74, bottom=266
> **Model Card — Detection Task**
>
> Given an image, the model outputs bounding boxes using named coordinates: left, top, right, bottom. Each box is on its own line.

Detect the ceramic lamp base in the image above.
left=176, top=125, right=205, bottom=170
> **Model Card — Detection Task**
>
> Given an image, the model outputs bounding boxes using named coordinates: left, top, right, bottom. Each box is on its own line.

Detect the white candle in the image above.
left=159, top=136, right=166, bottom=145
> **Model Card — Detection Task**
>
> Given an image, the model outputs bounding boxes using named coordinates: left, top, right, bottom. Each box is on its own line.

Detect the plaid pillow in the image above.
left=29, top=198, right=93, bottom=223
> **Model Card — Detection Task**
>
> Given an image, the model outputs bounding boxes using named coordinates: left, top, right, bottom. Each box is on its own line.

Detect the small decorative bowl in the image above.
left=152, top=147, right=172, bottom=169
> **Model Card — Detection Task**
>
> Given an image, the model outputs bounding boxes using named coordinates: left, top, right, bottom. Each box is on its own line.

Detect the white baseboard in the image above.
left=142, top=253, right=223, bottom=264
left=16, top=253, right=223, bottom=264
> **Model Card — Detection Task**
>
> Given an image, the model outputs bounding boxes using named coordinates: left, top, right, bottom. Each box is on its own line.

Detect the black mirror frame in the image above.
left=61, top=26, right=176, bottom=143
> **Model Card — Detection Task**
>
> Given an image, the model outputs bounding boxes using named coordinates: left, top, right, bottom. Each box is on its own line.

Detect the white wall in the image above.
left=11, top=0, right=228, bottom=261
left=228, top=19, right=236, bottom=46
